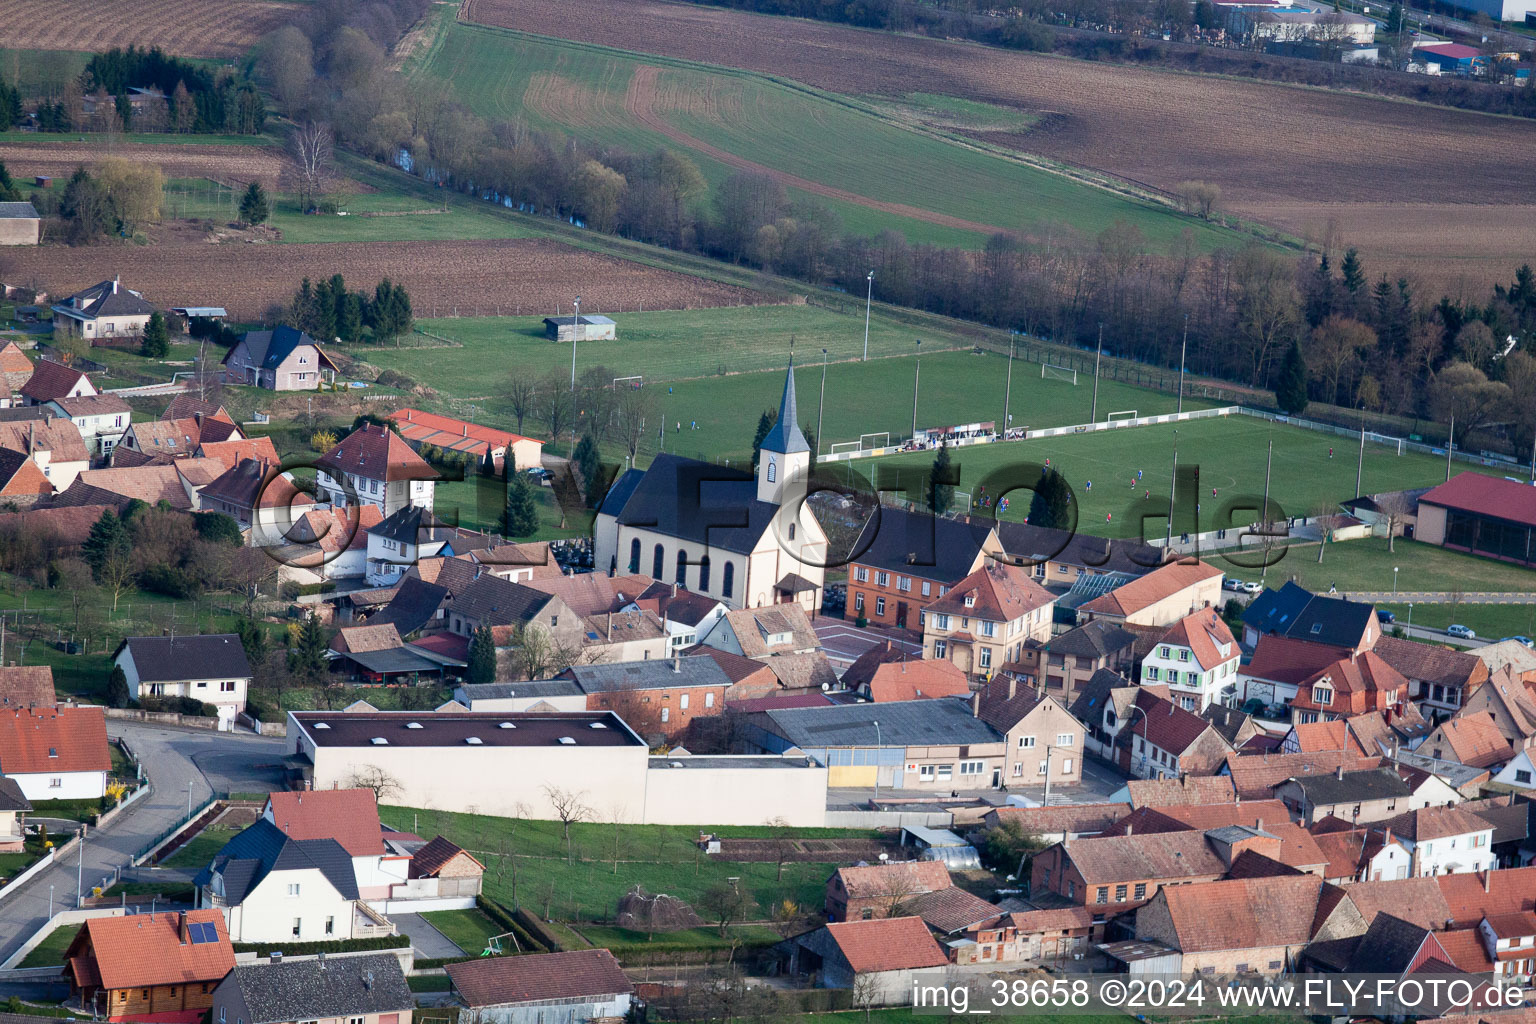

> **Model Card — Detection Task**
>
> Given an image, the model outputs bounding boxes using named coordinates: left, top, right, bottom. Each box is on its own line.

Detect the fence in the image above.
left=1235, top=408, right=1532, bottom=475
left=130, top=793, right=224, bottom=867
left=104, top=707, right=223, bottom=731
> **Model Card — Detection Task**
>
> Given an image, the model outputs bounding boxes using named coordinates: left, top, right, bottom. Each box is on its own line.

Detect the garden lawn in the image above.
left=408, top=976, right=452, bottom=993
left=379, top=806, right=874, bottom=923
left=434, top=475, right=591, bottom=539
left=861, top=414, right=1510, bottom=541
left=419, top=908, right=503, bottom=956
left=158, top=823, right=246, bottom=869
left=577, top=923, right=781, bottom=952
left=1378, top=602, right=1536, bottom=642
left=18, top=924, right=77, bottom=968
left=1226, top=538, right=1536, bottom=595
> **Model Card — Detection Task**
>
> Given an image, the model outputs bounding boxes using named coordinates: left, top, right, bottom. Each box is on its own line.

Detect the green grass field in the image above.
left=862, top=414, right=1503, bottom=542
left=379, top=806, right=873, bottom=923
left=1379, top=602, right=1536, bottom=641
left=1227, top=538, right=1536, bottom=594
left=409, top=16, right=1243, bottom=250
left=158, top=822, right=245, bottom=869
left=17, top=924, right=77, bottom=968
left=420, top=908, right=504, bottom=955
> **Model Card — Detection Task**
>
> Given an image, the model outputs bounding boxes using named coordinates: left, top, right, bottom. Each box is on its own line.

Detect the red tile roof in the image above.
left=1080, top=559, right=1222, bottom=618
left=1061, top=829, right=1227, bottom=884
left=1290, top=719, right=1368, bottom=756
left=266, top=789, right=385, bottom=857
left=1437, top=866, right=1536, bottom=923
left=924, top=561, right=1055, bottom=622
left=1434, top=927, right=1495, bottom=973
left=0, top=341, right=33, bottom=375
left=1122, top=689, right=1218, bottom=755
left=1124, top=775, right=1237, bottom=807
left=824, top=916, right=949, bottom=973
left=19, top=359, right=91, bottom=403
left=1291, top=651, right=1409, bottom=717
left=1159, top=874, right=1336, bottom=951
left=0, top=450, right=53, bottom=497
left=0, top=666, right=55, bottom=709
left=1156, top=610, right=1236, bottom=671
left=66, top=909, right=233, bottom=990
left=199, top=438, right=277, bottom=467
left=330, top=623, right=404, bottom=655
left=410, top=835, right=484, bottom=878
left=1424, top=712, right=1514, bottom=769
left=447, top=949, right=633, bottom=1006
left=1377, top=806, right=1496, bottom=843
left=0, top=705, right=109, bottom=774
left=0, top=504, right=114, bottom=548
left=1246, top=633, right=1356, bottom=686
left=0, top=417, right=91, bottom=465
left=834, top=860, right=951, bottom=899
left=316, top=423, right=436, bottom=483
left=392, top=407, right=543, bottom=452
left=1420, top=472, right=1536, bottom=529
left=1374, top=635, right=1488, bottom=690
left=866, top=659, right=971, bottom=702
left=1223, top=750, right=1382, bottom=799
left=1120, top=799, right=1293, bottom=833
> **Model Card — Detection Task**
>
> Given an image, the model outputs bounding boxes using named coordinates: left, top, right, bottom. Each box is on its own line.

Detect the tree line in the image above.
left=286, top=274, right=414, bottom=344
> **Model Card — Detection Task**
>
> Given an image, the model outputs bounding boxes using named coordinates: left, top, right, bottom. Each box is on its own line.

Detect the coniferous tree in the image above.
left=573, top=433, right=602, bottom=507
left=141, top=311, right=170, bottom=357
left=1027, top=468, right=1073, bottom=530
left=236, top=615, right=269, bottom=667
left=0, top=160, right=19, bottom=202
left=82, top=509, right=128, bottom=576
left=499, top=471, right=540, bottom=538
left=929, top=441, right=955, bottom=516
left=468, top=624, right=497, bottom=685
left=287, top=613, right=329, bottom=681
left=750, top=408, right=777, bottom=472
left=1276, top=341, right=1309, bottom=415
left=106, top=666, right=131, bottom=709
left=1341, top=248, right=1366, bottom=296
left=238, top=181, right=269, bottom=225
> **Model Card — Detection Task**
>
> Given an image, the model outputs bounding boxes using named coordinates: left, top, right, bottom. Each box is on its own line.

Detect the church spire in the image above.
left=760, top=358, right=809, bottom=456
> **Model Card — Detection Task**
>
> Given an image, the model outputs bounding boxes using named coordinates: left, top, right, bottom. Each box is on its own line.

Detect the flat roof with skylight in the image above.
left=289, top=710, right=644, bottom=748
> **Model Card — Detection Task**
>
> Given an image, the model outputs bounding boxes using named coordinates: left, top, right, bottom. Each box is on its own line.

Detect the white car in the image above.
left=1224, top=577, right=1245, bottom=592
left=1241, top=581, right=1264, bottom=595
left=1447, top=624, right=1477, bottom=640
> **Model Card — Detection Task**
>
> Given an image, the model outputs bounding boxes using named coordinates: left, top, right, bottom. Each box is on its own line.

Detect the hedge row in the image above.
left=230, top=934, right=410, bottom=956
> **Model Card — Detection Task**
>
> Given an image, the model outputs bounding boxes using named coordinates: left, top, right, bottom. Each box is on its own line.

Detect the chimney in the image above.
left=27, top=421, right=34, bottom=454
left=1008, top=674, right=1017, bottom=700
left=1384, top=826, right=1392, bottom=846
left=112, top=276, right=119, bottom=294
left=606, top=612, right=612, bottom=641
left=178, top=911, right=189, bottom=944
left=1125, top=823, right=1133, bottom=836
left=673, top=654, right=681, bottom=673
left=1336, top=764, right=1344, bottom=780
left=971, top=690, right=981, bottom=717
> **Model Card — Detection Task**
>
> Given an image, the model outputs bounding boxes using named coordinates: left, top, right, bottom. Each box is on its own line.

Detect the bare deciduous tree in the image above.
left=852, top=972, right=882, bottom=1020
left=698, top=881, right=754, bottom=938
left=506, top=374, right=538, bottom=435
left=1375, top=491, right=1415, bottom=554
left=97, top=553, right=136, bottom=613
left=290, top=122, right=333, bottom=212
left=542, top=784, right=591, bottom=861
left=347, top=764, right=404, bottom=803
left=765, top=816, right=797, bottom=882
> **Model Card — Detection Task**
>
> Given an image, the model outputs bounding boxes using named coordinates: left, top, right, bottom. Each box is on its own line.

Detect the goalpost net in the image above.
left=1364, top=431, right=1406, bottom=455
left=1107, top=410, right=1139, bottom=424
left=1042, top=363, right=1078, bottom=385
left=859, top=432, right=891, bottom=451
left=829, top=441, right=863, bottom=456
left=612, top=375, right=643, bottom=389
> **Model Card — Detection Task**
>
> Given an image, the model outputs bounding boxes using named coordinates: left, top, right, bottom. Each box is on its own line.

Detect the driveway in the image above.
left=391, top=913, right=463, bottom=959
left=0, top=723, right=286, bottom=966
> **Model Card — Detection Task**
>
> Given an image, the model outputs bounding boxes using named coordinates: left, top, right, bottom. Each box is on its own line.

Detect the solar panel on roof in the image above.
left=189, top=921, right=218, bottom=944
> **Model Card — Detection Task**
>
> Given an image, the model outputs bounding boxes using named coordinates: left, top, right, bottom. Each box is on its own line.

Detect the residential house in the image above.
left=1372, top=806, right=1497, bottom=876
left=210, top=953, right=412, bottom=1024
left=44, top=394, right=130, bottom=457
left=0, top=665, right=54, bottom=710
left=405, top=835, right=484, bottom=901
left=1346, top=705, right=1433, bottom=755
left=114, top=635, right=252, bottom=731
left=1493, top=750, right=1536, bottom=792
left=841, top=507, right=1002, bottom=629
left=1290, top=651, right=1410, bottom=723
left=50, top=278, right=155, bottom=342
left=790, top=916, right=949, bottom=1004
left=1078, top=559, right=1224, bottom=628
left=53, top=460, right=227, bottom=512
left=193, top=817, right=388, bottom=942
left=1301, top=911, right=1453, bottom=978
left=452, top=680, right=588, bottom=713
left=824, top=860, right=952, bottom=921
left=0, top=340, right=32, bottom=398
left=1119, top=774, right=1239, bottom=807
left=0, top=413, right=91, bottom=490
left=1142, top=609, right=1241, bottom=711
left=0, top=448, right=53, bottom=505
left=1457, top=795, right=1534, bottom=867
left=1029, top=830, right=1228, bottom=931
left=1476, top=912, right=1536, bottom=982
left=1115, top=687, right=1235, bottom=779
left=1473, top=642, right=1536, bottom=686
left=949, top=907, right=1094, bottom=965
left=1068, top=669, right=1140, bottom=761
left=264, top=789, right=407, bottom=901
left=697, top=598, right=820, bottom=660
left=446, top=949, right=633, bottom=1024
left=221, top=326, right=338, bottom=391
left=1240, top=582, right=1379, bottom=649
left=0, top=776, right=30, bottom=851
left=1460, top=667, right=1536, bottom=747
left=315, top=423, right=437, bottom=516
left=978, top=803, right=1130, bottom=842
left=920, top=561, right=1055, bottom=681
left=160, top=395, right=234, bottom=424
left=622, top=583, right=728, bottom=655
left=270, top=505, right=383, bottom=582
left=992, top=519, right=1165, bottom=590
left=745, top=697, right=1006, bottom=790
left=1375, top=635, right=1490, bottom=717
left=113, top=414, right=244, bottom=465
left=1239, top=604, right=1380, bottom=710
left=1281, top=719, right=1369, bottom=756
left=1134, top=874, right=1364, bottom=976
left=1222, top=749, right=1380, bottom=800
left=859, top=659, right=971, bottom=703
left=973, top=680, right=1086, bottom=789
left=594, top=364, right=827, bottom=613
left=1201, top=704, right=1260, bottom=751
left=63, top=910, right=233, bottom=1021
left=1111, top=800, right=1297, bottom=840
left=364, top=506, right=498, bottom=587
left=20, top=359, right=97, bottom=408
left=563, top=656, right=733, bottom=743
left=0, top=705, right=109, bottom=800
left=1038, top=619, right=1137, bottom=702
left=198, top=459, right=316, bottom=545
left=392, top=407, right=543, bottom=473
left=1273, top=766, right=1413, bottom=825
left=1421, top=712, right=1517, bottom=770
left=1310, top=825, right=1413, bottom=883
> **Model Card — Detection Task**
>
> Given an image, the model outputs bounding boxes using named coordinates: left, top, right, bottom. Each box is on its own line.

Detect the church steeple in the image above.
left=760, top=358, right=809, bottom=456
left=757, top=358, right=810, bottom=505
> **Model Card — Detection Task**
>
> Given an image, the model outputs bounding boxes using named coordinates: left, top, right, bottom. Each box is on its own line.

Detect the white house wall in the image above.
left=643, top=762, right=828, bottom=827
left=227, top=867, right=356, bottom=942
left=7, top=769, right=106, bottom=801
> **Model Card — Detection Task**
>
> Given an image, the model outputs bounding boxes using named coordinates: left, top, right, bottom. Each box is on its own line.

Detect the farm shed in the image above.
left=0, top=202, right=41, bottom=246
left=544, top=314, right=616, bottom=342
left=1414, top=41, right=1483, bottom=74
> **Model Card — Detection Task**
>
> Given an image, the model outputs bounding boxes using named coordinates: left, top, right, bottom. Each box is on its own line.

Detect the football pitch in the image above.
left=850, top=414, right=1492, bottom=542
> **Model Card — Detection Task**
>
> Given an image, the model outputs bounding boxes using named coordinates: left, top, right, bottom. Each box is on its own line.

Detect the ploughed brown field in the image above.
left=8, top=239, right=774, bottom=320
left=0, top=0, right=300, bottom=59
left=0, top=142, right=298, bottom=189
left=468, top=0, right=1536, bottom=289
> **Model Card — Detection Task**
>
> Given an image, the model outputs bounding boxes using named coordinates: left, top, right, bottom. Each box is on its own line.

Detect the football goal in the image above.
left=829, top=441, right=863, bottom=456
left=1041, top=363, right=1078, bottom=385
left=859, top=432, right=891, bottom=450
left=1364, top=431, right=1406, bottom=455
left=1107, top=410, right=1139, bottom=424
left=612, top=375, right=643, bottom=389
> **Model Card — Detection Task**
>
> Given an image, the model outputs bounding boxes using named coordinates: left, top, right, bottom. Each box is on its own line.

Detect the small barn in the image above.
left=0, top=202, right=40, bottom=246
left=544, top=314, right=616, bottom=342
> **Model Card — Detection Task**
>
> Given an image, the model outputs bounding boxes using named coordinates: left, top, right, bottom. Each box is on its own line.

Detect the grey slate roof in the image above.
left=220, top=953, right=412, bottom=1024
left=339, top=646, right=442, bottom=675
left=0, top=776, right=31, bottom=812
left=193, top=818, right=359, bottom=903
left=1243, top=582, right=1376, bottom=647
left=849, top=505, right=995, bottom=581
left=231, top=326, right=328, bottom=371
left=366, top=577, right=450, bottom=636
left=611, top=454, right=779, bottom=554
left=445, top=575, right=551, bottom=627
left=598, top=467, right=644, bottom=519
left=1047, top=620, right=1137, bottom=659
left=1339, top=913, right=1430, bottom=973
left=1288, top=767, right=1410, bottom=805
left=458, top=680, right=584, bottom=701
left=759, top=361, right=809, bottom=455
left=54, top=279, right=156, bottom=320
left=0, top=202, right=39, bottom=219
left=567, top=656, right=732, bottom=693
left=1067, top=668, right=1130, bottom=724
left=994, top=521, right=1164, bottom=576
left=763, top=697, right=1003, bottom=749
left=118, top=634, right=252, bottom=681
left=1200, top=703, right=1253, bottom=745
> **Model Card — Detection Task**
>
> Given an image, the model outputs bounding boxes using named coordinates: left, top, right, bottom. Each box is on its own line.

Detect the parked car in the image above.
left=1447, top=624, right=1477, bottom=640
left=1224, top=577, right=1245, bottom=592
left=1241, top=581, right=1264, bottom=594
left=1502, top=635, right=1534, bottom=649
left=1377, top=609, right=1396, bottom=624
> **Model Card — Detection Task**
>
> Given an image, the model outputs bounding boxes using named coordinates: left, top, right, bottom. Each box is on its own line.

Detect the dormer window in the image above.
left=964, top=595, right=976, bottom=608
left=1314, top=687, right=1333, bottom=706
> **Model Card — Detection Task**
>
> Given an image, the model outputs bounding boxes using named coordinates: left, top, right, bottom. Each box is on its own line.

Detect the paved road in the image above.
left=0, top=723, right=286, bottom=966
left=391, top=912, right=464, bottom=959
